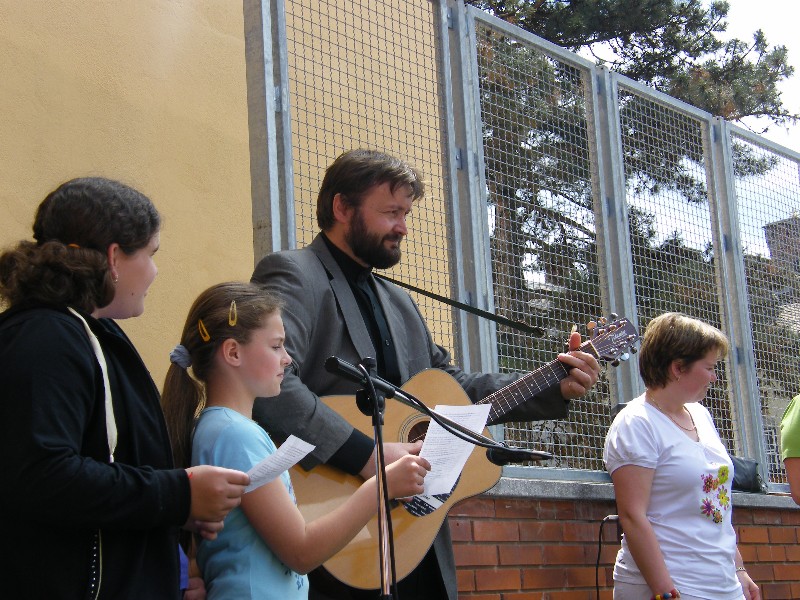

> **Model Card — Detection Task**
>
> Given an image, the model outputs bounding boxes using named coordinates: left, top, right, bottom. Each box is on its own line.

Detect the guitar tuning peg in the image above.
left=586, top=321, right=597, bottom=338
left=620, top=352, right=630, bottom=362
left=609, top=312, right=618, bottom=320
left=598, top=317, right=607, bottom=325
left=611, top=359, right=620, bottom=367
left=629, top=347, right=638, bottom=354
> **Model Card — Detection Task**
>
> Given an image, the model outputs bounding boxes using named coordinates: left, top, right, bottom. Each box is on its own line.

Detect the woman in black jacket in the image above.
left=0, top=177, right=249, bottom=599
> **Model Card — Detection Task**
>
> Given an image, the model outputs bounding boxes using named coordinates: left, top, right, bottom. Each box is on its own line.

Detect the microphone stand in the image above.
left=326, top=356, right=554, bottom=463
left=355, top=358, right=396, bottom=600
left=328, top=355, right=553, bottom=600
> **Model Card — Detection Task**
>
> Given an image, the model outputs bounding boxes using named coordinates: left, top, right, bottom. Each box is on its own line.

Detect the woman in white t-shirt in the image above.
left=603, top=313, right=760, bottom=600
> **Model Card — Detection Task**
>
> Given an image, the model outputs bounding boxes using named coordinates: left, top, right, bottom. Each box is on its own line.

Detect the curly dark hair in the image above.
left=0, top=177, right=160, bottom=312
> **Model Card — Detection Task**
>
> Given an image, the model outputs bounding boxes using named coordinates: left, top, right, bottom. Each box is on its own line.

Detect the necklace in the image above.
left=646, top=395, right=697, bottom=432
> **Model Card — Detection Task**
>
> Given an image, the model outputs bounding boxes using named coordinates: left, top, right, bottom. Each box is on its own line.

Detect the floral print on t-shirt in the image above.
left=700, top=465, right=731, bottom=523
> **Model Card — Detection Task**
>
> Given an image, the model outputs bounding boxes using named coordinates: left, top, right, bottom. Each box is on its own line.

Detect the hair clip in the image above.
left=198, top=318, right=211, bottom=342
left=228, top=300, right=238, bottom=326
left=67, top=243, right=81, bottom=248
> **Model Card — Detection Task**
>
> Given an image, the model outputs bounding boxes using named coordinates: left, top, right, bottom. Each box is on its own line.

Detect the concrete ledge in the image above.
left=486, top=476, right=800, bottom=510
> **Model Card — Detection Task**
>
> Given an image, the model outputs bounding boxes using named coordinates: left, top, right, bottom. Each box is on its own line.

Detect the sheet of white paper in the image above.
left=418, top=404, right=491, bottom=496
left=244, top=435, right=315, bottom=493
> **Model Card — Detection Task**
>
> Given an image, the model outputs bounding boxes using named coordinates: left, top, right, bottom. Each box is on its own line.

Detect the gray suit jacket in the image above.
left=251, top=233, right=570, bottom=598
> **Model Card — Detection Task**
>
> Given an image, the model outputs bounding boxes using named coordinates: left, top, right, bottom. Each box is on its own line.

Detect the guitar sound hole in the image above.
left=406, top=421, right=429, bottom=444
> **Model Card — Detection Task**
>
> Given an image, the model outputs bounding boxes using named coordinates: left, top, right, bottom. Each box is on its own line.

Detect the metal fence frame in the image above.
left=247, top=0, right=800, bottom=491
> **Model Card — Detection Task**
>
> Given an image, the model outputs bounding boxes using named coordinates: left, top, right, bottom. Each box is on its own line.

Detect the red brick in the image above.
left=738, top=544, right=758, bottom=562
left=773, top=563, right=800, bottom=581
left=450, top=518, right=473, bottom=541
left=475, top=567, right=522, bottom=591
left=539, top=543, right=589, bottom=565
left=474, top=520, right=519, bottom=542
left=599, top=545, right=620, bottom=564
left=502, top=593, right=546, bottom=600
left=456, top=568, right=475, bottom=592
left=738, top=526, right=770, bottom=543
left=499, top=544, right=544, bottom=566
left=747, top=563, right=775, bottom=582
left=454, top=543, right=499, bottom=566
left=521, top=566, right=568, bottom=589
left=536, top=500, right=577, bottom=520
left=534, top=591, right=594, bottom=600
left=780, top=508, right=800, bottom=525
left=563, top=521, right=603, bottom=543
left=565, top=566, right=599, bottom=587
left=756, top=543, right=786, bottom=562
left=760, top=582, right=794, bottom=599
left=453, top=497, right=800, bottom=598
left=495, top=498, right=541, bottom=519
left=453, top=497, right=497, bottom=517
left=768, top=526, right=798, bottom=544
left=785, top=543, right=800, bottom=561
left=576, top=501, right=619, bottom=522
left=752, top=508, right=783, bottom=525
left=519, top=520, right=565, bottom=542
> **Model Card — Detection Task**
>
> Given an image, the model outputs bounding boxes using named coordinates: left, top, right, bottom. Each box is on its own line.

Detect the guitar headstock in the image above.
left=583, top=314, right=640, bottom=366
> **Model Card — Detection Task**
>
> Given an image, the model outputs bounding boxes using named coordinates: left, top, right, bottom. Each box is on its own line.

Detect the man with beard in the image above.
left=250, top=149, right=600, bottom=599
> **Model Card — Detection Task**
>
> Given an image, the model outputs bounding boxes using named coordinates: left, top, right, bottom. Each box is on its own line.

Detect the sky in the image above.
left=725, top=0, right=800, bottom=152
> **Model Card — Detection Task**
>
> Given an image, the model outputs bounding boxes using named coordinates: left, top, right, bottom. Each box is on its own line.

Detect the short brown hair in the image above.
left=316, top=149, right=425, bottom=230
left=638, top=312, right=729, bottom=388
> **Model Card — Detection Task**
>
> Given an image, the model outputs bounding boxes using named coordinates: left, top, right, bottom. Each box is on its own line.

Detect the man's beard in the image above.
left=346, top=208, right=402, bottom=269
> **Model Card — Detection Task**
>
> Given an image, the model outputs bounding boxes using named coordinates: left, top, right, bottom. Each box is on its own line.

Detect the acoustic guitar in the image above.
left=290, top=316, right=639, bottom=589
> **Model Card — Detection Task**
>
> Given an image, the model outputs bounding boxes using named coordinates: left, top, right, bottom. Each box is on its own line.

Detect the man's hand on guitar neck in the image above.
left=359, top=440, right=423, bottom=480
left=558, top=330, right=601, bottom=400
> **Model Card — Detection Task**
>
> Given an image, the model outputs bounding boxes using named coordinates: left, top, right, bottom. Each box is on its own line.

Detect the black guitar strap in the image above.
left=374, top=273, right=545, bottom=338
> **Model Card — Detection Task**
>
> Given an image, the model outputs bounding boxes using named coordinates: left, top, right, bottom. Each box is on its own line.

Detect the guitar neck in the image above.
left=479, top=339, right=600, bottom=423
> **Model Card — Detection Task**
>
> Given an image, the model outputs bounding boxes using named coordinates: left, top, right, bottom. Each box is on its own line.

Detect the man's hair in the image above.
left=316, top=149, right=425, bottom=230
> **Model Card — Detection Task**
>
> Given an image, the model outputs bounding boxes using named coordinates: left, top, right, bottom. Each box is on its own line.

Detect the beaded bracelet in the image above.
left=651, top=590, right=680, bottom=600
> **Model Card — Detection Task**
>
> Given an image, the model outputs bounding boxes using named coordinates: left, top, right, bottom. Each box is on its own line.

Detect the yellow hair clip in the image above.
left=228, top=300, right=238, bottom=327
left=198, top=318, right=211, bottom=342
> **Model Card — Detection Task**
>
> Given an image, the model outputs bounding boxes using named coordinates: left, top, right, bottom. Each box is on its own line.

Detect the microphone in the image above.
left=324, top=356, right=398, bottom=399
left=486, top=445, right=553, bottom=466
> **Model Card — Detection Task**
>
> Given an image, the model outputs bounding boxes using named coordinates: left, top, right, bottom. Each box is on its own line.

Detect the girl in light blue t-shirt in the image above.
left=161, top=282, right=429, bottom=599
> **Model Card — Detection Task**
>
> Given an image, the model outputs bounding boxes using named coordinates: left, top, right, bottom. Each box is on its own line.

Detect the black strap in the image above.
left=374, top=273, right=544, bottom=337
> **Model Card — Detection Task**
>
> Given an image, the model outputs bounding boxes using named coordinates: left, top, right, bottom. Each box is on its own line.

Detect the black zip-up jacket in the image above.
left=0, top=304, right=191, bottom=599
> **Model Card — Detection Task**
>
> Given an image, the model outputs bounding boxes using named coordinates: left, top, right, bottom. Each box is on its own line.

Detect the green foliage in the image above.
left=468, top=1, right=800, bottom=469
left=467, top=0, right=798, bottom=128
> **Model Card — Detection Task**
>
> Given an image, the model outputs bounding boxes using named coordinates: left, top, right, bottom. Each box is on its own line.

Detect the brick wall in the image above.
left=450, top=492, right=800, bottom=599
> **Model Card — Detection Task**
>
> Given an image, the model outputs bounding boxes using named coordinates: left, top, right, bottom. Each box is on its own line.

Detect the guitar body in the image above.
left=290, top=369, right=502, bottom=590
left=290, top=315, right=640, bottom=589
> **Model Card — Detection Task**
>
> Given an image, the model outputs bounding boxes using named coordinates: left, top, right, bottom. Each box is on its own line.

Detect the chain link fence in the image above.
left=730, top=134, right=800, bottom=484
left=259, top=0, right=800, bottom=485
left=282, top=0, right=459, bottom=355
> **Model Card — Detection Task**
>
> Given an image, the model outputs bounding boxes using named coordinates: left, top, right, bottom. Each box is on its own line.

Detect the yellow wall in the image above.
left=0, top=1, right=254, bottom=386
left=284, top=0, right=455, bottom=350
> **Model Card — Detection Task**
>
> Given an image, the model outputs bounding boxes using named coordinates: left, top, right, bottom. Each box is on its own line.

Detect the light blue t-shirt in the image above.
left=192, top=406, right=308, bottom=599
